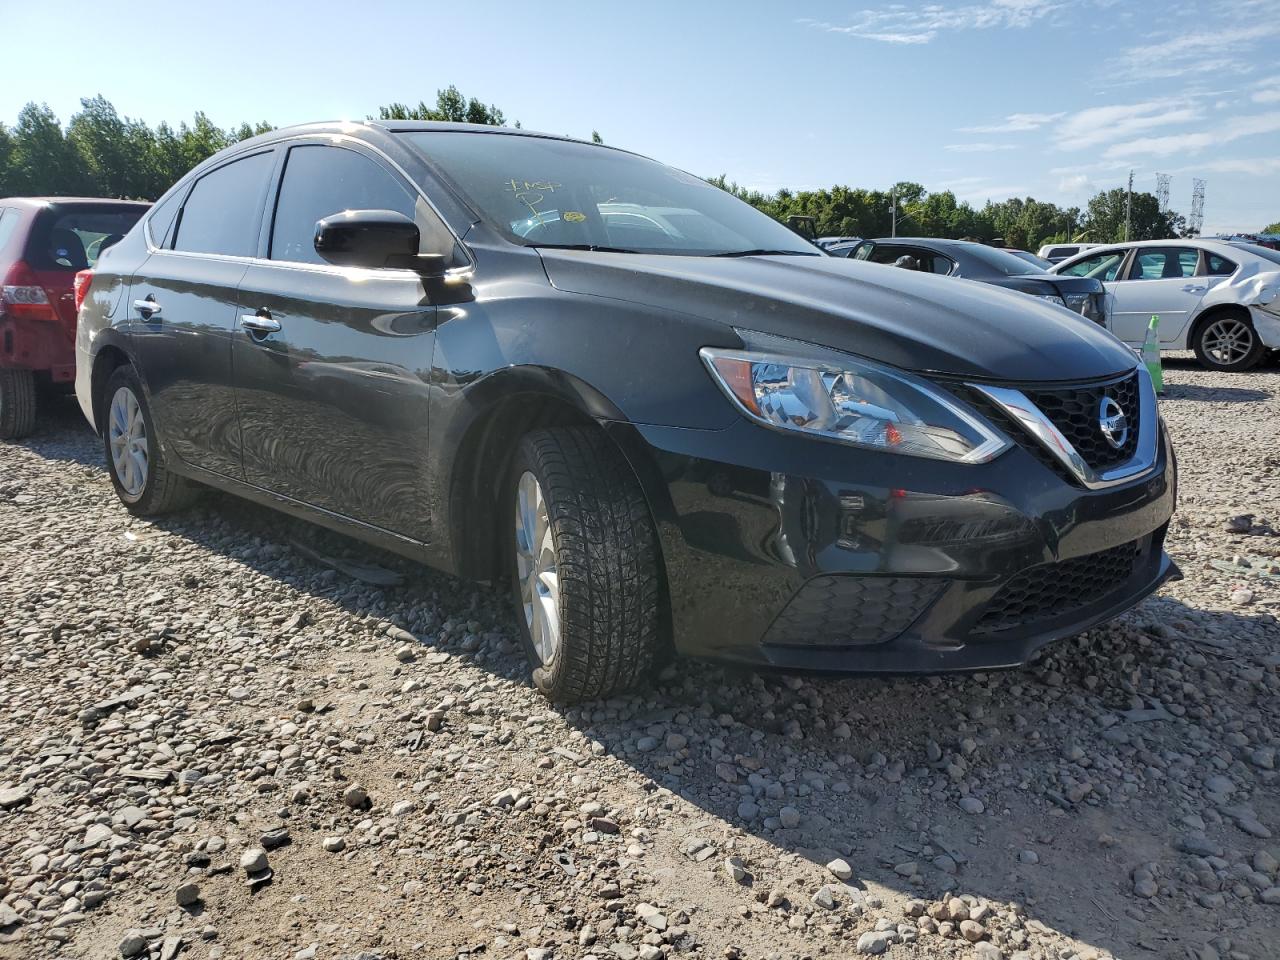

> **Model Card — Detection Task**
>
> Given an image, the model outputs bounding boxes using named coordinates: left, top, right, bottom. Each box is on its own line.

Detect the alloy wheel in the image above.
left=514, top=470, right=560, bottom=665
left=1202, top=317, right=1254, bottom=366
left=108, top=386, right=149, bottom=497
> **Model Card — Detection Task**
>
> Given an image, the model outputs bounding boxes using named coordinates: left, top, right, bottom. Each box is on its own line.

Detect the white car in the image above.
left=1051, top=239, right=1280, bottom=371
left=1037, top=242, right=1102, bottom=264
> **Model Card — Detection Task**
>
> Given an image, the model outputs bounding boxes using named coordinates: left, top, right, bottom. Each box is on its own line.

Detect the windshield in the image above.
left=963, top=244, right=1049, bottom=276
left=403, top=132, right=820, bottom=257
left=1231, top=242, right=1280, bottom=266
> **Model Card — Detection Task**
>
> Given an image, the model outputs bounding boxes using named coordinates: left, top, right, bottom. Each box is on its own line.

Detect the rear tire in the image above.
left=0, top=369, right=37, bottom=440
left=507, top=426, right=665, bottom=703
left=102, top=365, right=200, bottom=515
left=1192, top=310, right=1267, bottom=371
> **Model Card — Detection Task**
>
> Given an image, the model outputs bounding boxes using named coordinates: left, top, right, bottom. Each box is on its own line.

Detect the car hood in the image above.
left=538, top=251, right=1137, bottom=382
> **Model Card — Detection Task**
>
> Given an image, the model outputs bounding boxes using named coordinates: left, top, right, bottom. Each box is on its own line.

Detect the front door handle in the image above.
left=133, top=297, right=161, bottom=317
left=240, top=312, right=281, bottom=335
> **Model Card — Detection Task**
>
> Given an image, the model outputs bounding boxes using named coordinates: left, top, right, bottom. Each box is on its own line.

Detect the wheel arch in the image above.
left=441, top=366, right=664, bottom=582
left=1188, top=302, right=1252, bottom=351
left=88, top=340, right=134, bottom=436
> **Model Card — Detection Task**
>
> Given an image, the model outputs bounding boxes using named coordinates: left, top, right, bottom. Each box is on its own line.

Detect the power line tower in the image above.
left=1189, top=178, right=1206, bottom=236
left=1155, top=173, right=1171, bottom=213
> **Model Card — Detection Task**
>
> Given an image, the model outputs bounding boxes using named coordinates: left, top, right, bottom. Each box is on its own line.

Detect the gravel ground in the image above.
left=1, top=356, right=1278, bottom=960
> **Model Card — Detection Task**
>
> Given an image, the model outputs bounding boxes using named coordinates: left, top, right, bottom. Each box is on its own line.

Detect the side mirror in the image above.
left=313, top=209, right=444, bottom=276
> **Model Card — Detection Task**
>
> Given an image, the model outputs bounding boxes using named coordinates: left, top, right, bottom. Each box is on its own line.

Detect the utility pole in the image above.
left=891, top=185, right=897, bottom=238
left=1124, top=169, right=1133, bottom=242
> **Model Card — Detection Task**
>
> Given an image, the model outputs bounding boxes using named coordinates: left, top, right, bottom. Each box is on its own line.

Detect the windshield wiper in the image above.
left=528, top=243, right=640, bottom=254
left=709, top=249, right=820, bottom=258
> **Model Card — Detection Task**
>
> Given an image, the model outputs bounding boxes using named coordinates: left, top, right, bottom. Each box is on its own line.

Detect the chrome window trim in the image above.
left=142, top=129, right=476, bottom=279
left=970, top=366, right=1158, bottom=490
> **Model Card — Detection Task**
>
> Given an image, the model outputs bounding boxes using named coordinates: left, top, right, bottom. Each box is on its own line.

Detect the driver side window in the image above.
left=269, top=144, right=453, bottom=266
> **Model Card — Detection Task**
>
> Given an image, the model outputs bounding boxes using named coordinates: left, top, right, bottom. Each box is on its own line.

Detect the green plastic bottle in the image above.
left=1142, top=314, right=1164, bottom=394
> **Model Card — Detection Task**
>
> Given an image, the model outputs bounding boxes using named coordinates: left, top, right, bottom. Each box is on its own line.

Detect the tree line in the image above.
left=0, top=89, right=1234, bottom=251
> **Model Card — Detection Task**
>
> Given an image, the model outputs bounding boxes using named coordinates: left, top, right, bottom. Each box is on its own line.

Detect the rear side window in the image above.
left=1128, top=248, right=1197, bottom=280
left=173, top=151, right=274, bottom=258
left=24, top=207, right=146, bottom=270
left=269, top=145, right=417, bottom=265
left=147, top=188, right=185, bottom=249
left=1048, top=246, right=1076, bottom=259
left=1205, top=253, right=1236, bottom=276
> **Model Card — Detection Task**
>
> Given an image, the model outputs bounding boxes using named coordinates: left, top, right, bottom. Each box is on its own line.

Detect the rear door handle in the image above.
left=240, top=313, right=281, bottom=335
left=133, top=298, right=161, bottom=317
left=1181, top=284, right=1207, bottom=293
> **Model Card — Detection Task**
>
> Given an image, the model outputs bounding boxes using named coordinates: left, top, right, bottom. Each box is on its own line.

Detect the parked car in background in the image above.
left=1038, top=242, right=1101, bottom=264
left=1004, top=249, right=1054, bottom=270
left=831, top=237, right=1107, bottom=325
left=1052, top=239, right=1280, bottom=371
left=77, top=121, right=1176, bottom=702
left=0, top=197, right=148, bottom=438
left=815, top=235, right=861, bottom=250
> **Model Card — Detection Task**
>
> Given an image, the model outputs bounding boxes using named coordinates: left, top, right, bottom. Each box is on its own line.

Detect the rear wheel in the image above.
left=102, top=365, right=199, bottom=515
left=0, top=369, right=37, bottom=440
left=1193, top=311, right=1267, bottom=371
left=507, top=426, right=665, bottom=702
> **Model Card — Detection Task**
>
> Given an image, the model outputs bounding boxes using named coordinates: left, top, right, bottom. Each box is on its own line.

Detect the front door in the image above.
left=231, top=142, right=441, bottom=541
left=126, top=149, right=276, bottom=478
left=1108, top=246, right=1212, bottom=347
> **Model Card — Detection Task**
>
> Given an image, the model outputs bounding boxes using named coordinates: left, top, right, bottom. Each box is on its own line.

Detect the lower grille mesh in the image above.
left=763, top=576, right=944, bottom=648
left=972, top=540, right=1141, bottom=634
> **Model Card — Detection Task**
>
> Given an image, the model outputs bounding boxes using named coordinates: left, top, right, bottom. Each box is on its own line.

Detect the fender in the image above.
left=1192, top=264, right=1280, bottom=349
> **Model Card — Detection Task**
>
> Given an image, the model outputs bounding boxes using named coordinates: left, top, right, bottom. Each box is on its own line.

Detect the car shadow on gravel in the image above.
left=14, top=391, right=101, bottom=467
left=135, top=485, right=1280, bottom=960
left=1162, top=383, right=1272, bottom=402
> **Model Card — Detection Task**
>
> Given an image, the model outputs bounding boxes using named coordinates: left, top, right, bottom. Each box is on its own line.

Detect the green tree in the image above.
left=1083, top=188, right=1180, bottom=242
left=591, top=130, right=604, bottom=144
left=7, top=103, right=87, bottom=196
left=1262, top=221, right=1280, bottom=234
left=375, top=86, right=507, bottom=126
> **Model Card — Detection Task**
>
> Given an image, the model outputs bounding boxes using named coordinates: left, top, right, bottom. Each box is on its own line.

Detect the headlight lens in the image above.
left=700, top=333, right=1010, bottom=463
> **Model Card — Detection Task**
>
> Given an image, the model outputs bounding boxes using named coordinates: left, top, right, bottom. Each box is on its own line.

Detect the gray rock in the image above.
left=119, top=932, right=148, bottom=957
left=323, top=835, right=346, bottom=853
left=778, top=805, right=802, bottom=828
left=240, top=847, right=268, bottom=874
left=0, top=787, right=31, bottom=810
left=959, top=796, right=985, bottom=815
left=176, top=883, right=200, bottom=907
left=827, top=857, right=853, bottom=880
left=856, top=931, right=890, bottom=955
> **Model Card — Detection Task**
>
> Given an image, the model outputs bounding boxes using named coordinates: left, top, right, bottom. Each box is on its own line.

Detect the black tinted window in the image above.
left=270, top=145, right=415, bottom=264
left=1205, top=253, right=1236, bottom=276
left=147, top=188, right=184, bottom=249
left=173, top=151, right=274, bottom=257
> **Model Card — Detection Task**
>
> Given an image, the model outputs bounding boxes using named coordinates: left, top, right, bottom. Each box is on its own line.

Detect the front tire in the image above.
left=507, top=426, right=665, bottom=703
left=0, top=369, right=37, bottom=440
left=102, top=365, right=199, bottom=515
left=1193, top=310, right=1267, bottom=371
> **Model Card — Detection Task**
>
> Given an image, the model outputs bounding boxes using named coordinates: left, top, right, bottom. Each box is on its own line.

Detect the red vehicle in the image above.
left=0, top=197, right=148, bottom=438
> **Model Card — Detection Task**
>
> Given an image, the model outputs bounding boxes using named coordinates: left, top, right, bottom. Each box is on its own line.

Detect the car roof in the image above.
left=0, top=197, right=150, bottom=208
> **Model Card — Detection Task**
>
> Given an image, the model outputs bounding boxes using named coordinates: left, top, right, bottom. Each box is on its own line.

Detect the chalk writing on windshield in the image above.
left=506, top=179, right=562, bottom=223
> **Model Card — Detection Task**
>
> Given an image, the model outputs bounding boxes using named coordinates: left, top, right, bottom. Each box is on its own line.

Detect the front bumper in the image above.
left=607, top=411, right=1178, bottom=673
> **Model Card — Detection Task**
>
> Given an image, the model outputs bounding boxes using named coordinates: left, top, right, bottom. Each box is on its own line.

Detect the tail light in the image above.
left=73, top=269, right=94, bottom=314
left=1, top=261, right=56, bottom=321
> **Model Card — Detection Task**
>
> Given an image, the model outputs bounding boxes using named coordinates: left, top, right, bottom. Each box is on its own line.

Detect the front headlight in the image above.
left=699, top=332, right=1010, bottom=463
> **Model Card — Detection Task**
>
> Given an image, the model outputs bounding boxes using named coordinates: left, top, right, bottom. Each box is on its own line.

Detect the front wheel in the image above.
left=0, top=369, right=37, bottom=440
left=507, top=426, right=666, bottom=703
left=102, top=365, right=200, bottom=515
left=1193, top=311, right=1267, bottom=371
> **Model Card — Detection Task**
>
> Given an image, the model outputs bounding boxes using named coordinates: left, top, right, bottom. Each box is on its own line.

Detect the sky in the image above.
left=1, top=0, right=1277, bottom=235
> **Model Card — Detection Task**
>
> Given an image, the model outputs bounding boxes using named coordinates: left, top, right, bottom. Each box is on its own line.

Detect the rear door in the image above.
left=127, top=149, right=276, bottom=478
left=1108, top=246, right=1209, bottom=346
left=231, top=140, right=443, bottom=541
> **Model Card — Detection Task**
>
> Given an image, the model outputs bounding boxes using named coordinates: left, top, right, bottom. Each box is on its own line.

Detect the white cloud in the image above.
left=1253, top=76, right=1280, bottom=104
left=1104, top=111, right=1280, bottom=158
left=1168, top=156, right=1280, bottom=176
left=1058, top=173, right=1091, bottom=193
left=1053, top=101, right=1202, bottom=150
left=944, top=142, right=1018, bottom=152
left=960, top=112, right=1064, bottom=133
left=1109, top=21, right=1280, bottom=82
left=801, top=0, right=1059, bottom=45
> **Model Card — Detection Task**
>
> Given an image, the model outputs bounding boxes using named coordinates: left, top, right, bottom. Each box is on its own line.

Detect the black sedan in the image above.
left=76, top=122, right=1176, bottom=702
left=829, top=237, right=1108, bottom=326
